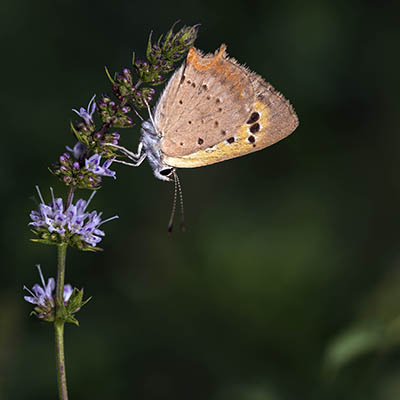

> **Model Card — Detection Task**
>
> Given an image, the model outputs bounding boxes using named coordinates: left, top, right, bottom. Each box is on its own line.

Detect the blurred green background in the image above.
left=1, top=0, right=400, bottom=399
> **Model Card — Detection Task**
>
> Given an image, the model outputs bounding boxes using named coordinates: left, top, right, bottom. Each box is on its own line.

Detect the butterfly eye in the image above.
left=159, top=168, right=173, bottom=176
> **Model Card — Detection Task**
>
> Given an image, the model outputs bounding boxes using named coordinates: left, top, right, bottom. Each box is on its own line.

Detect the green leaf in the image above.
left=30, top=238, right=58, bottom=246
left=323, top=323, right=384, bottom=377
left=67, top=288, right=83, bottom=312
left=81, top=296, right=92, bottom=308
left=81, top=245, right=103, bottom=252
left=66, top=315, right=79, bottom=326
left=104, top=66, right=115, bottom=84
left=146, top=31, right=153, bottom=61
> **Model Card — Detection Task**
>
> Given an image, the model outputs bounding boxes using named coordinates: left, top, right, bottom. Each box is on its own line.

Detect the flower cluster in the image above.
left=24, top=265, right=89, bottom=324
left=96, top=94, right=134, bottom=127
left=51, top=95, right=120, bottom=189
left=52, top=147, right=116, bottom=189
left=72, top=94, right=97, bottom=125
left=110, top=67, right=155, bottom=108
left=71, top=109, right=123, bottom=150
left=30, top=187, right=118, bottom=251
left=145, top=23, right=199, bottom=72
left=107, top=23, right=199, bottom=109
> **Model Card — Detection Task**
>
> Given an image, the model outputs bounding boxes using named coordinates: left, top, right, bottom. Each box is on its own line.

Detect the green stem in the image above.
left=55, top=243, right=68, bottom=400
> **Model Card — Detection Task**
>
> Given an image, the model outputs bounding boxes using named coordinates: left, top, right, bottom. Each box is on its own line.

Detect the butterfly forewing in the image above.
left=155, top=45, right=255, bottom=157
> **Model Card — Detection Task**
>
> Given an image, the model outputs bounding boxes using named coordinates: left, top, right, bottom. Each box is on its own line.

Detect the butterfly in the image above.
left=112, top=44, right=298, bottom=230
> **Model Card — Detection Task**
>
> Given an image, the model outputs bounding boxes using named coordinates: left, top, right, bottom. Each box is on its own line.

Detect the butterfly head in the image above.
left=158, top=167, right=175, bottom=180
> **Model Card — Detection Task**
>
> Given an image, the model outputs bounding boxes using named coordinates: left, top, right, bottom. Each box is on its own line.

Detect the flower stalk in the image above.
left=55, top=243, right=68, bottom=400
left=25, top=22, right=199, bottom=398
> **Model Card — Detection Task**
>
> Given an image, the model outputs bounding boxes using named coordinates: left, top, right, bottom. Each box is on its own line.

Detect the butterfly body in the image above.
left=134, top=44, right=298, bottom=181
left=140, top=120, right=173, bottom=181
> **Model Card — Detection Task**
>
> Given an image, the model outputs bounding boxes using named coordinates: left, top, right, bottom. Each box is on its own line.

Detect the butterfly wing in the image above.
left=155, top=45, right=298, bottom=168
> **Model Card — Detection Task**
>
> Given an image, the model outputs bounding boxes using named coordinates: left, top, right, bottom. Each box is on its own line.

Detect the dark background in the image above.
left=1, top=0, right=400, bottom=399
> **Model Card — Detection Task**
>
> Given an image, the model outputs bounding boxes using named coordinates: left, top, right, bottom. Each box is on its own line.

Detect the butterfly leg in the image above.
left=112, top=153, right=147, bottom=167
left=106, top=141, right=143, bottom=161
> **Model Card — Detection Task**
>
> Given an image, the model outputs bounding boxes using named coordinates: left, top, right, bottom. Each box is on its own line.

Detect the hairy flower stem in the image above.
left=55, top=243, right=68, bottom=400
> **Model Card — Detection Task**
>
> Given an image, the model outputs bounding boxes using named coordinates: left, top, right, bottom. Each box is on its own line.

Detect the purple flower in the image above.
left=30, top=186, right=118, bottom=248
left=66, top=141, right=87, bottom=160
left=85, top=154, right=116, bottom=179
left=72, top=94, right=96, bottom=125
left=29, top=188, right=68, bottom=235
left=23, top=265, right=71, bottom=307
left=63, top=284, right=73, bottom=302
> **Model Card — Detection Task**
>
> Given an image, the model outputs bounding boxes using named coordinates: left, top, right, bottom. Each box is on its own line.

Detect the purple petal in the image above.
left=39, top=204, right=53, bottom=217
left=75, top=199, right=87, bottom=214
left=103, top=169, right=116, bottom=179
left=63, top=284, right=73, bottom=302
left=45, top=278, right=56, bottom=298
left=28, top=221, right=43, bottom=227
left=66, top=141, right=87, bottom=160
left=30, top=210, right=41, bottom=221
left=55, top=227, right=66, bottom=235
left=103, top=158, right=113, bottom=168
left=88, top=94, right=97, bottom=115
left=24, top=295, right=38, bottom=304
left=32, top=284, right=45, bottom=298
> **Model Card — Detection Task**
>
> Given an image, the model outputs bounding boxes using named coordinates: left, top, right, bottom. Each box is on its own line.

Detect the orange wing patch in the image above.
left=186, top=45, right=226, bottom=70
left=163, top=101, right=270, bottom=168
left=187, top=45, right=246, bottom=94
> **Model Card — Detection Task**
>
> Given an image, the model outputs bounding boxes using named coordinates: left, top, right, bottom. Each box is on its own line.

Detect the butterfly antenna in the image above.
left=174, top=171, right=185, bottom=232
left=167, top=172, right=178, bottom=234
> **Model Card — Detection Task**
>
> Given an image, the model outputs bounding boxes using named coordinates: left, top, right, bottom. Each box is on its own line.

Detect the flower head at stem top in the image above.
left=72, top=94, right=97, bottom=125
left=106, top=23, right=199, bottom=110
left=29, top=186, right=119, bottom=251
